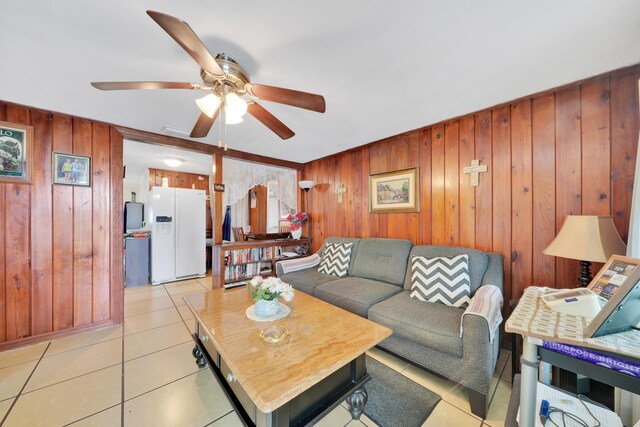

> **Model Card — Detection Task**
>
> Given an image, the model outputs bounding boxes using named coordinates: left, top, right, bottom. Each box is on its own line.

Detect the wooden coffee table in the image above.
left=185, top=287, right=392, bottom=427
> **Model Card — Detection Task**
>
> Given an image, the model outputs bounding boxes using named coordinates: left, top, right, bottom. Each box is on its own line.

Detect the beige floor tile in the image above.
left=501, top=357, right=513, bottom=384
left=208, top=411, right=243, bottom=426
left=402, top=364, right=480, bottom=419
left=197, top=277, right=214, bottom=290
left=163, top=278, right=201, bottom=289
left=124, top=371, right=233, bottom=427
left=123, top=306, right=182, bottom=335
left=0, top=341, right=48, bottom=369
left=0, top=397, right=14, bottom=420
left=47, top=325, right=122, bottom=356
left=25, top=339, right=122, bottom=392
left=171, top=290, right=205, bottom=306
left=422, top=401, right=482, bottom=427
left=125, top=295, right=175, bottom=317
left=125, top=342, right=202, bottom=400
left=124, top=286, right=169, bottom=303
left=359, top=413, right=380, bottom=426
left=483, top=379, right=512, bottom=427
left=125, top=284, right=154, bottom=294
left=315, top=403, right=353, bottom=427
left=366, top=347, right=409, bottom=373
left=185, top=320, right=197, bottom=336
left=124, top=322, right=192, bottom=361
left=68, top=405, right=121, bottom=426
left=493, top=348, right=510, bottom=378
left=177, top=303, right=195, bottom=320
left=346, top=420, right=368, bottom=427
left=0, top=360, right=38, bottom=401
left=165, top=282, right=207, bottom=296
left=4, top=365, right=121, bottom=427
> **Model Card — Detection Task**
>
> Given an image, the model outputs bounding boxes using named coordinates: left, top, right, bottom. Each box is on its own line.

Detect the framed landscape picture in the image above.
left=0, top=121, right=33, bottom=184
left=52, top=152, right=92, bottom=187
left=369, top=167, right=419, bottom=213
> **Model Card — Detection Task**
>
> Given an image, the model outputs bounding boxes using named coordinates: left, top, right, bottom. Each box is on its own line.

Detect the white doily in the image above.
left=245, top=303, right=291, bottom=322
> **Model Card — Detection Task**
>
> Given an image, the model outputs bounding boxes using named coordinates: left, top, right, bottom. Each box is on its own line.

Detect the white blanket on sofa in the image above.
left=460, top=285, right=503, bottom=342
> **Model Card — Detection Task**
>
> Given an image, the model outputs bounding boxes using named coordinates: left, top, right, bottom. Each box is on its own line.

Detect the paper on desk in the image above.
left=517, top=381, right=622, bottom=427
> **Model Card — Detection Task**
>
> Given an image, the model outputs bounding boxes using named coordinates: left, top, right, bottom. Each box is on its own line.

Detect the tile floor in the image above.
left=0, top=274, right=512, bottom=426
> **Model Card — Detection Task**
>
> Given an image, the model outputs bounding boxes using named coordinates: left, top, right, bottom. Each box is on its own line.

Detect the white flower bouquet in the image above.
left=249, top=276, right=295, bottom=302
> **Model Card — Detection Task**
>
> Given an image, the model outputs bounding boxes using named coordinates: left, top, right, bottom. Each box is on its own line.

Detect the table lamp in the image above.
left=543, top=215, right=627, bottom=287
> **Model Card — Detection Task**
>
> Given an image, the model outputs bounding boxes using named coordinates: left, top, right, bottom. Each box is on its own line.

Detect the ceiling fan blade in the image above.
left=247, top=102, right=295, bottom=140
left=146, top=10, right=225, bottom=78
left=190, top=109, right=220, bottom=138
left=91, top=81, right=198, bottom=90
left=245, top=84, right=326, bottom=113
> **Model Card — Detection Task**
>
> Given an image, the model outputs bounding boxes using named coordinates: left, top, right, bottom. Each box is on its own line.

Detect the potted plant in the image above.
left=287, top=211, right=309, bottom=239
left=249, top=276, right=295, bottom=318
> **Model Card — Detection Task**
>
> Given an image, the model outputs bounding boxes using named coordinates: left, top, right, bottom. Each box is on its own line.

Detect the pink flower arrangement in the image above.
left=287, top=211, right=309, bottom=231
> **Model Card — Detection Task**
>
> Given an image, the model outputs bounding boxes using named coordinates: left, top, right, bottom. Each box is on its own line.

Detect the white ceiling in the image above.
left=123, top=139, right=212, bottom=186
left=1, top=1, right=639, bottom=163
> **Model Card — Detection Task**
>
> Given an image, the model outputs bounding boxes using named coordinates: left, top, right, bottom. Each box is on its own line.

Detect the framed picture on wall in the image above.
left=369, top=167, right=419, bottom=213
left=0, top=120, right=34, bottom=184
left=52, top=152, right=92, bottom=187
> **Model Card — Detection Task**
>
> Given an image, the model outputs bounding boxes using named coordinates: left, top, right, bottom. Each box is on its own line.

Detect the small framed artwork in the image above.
left=369, top=167, right=419, bottom=213
left=52, top=152, right=92, bottom=187
left=0, top=120, right=34, bottom=184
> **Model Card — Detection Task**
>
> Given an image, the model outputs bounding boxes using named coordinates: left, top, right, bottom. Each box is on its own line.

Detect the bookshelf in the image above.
left=213, top=239, right=311, bottom=287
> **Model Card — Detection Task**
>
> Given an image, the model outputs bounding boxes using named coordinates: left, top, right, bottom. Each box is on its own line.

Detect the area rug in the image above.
left=363, top=356, right=442, bottom=427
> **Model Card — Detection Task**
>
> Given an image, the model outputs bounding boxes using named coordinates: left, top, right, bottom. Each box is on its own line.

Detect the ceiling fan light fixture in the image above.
left=225, top=112, right=244, bottom=125
left=225, top=92, right=248, bottom=117
left=163, top=157, right=184, bottom=168
left=195, top=93, right=221, bottom=118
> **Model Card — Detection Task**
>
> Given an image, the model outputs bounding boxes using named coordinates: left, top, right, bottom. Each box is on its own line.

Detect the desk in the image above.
left=505, top=286, right=640, bottom=427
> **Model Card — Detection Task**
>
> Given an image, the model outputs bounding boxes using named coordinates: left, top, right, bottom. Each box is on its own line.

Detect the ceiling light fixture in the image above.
left=195, top=94, right=221, bottom=118
left=163, top=157, right=184, bottom=168
left=224, top=92, right=247, bottom=125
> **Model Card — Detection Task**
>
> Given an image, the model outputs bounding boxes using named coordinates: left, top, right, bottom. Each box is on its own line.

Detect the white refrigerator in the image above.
left=149, top=187, right=206, bottom=285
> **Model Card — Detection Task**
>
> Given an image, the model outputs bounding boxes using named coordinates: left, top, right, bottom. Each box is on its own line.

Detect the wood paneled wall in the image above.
left=0, top=101, right=123, bottom=347
left=304, top=67, right=639, bottom=309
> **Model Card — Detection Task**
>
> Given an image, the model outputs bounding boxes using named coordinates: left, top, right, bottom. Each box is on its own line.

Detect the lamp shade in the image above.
left=298, top=180, right=314, bottom=190
left=195, top=94, right=221, bottom=118
left=543, top=215, right=627, bottom=262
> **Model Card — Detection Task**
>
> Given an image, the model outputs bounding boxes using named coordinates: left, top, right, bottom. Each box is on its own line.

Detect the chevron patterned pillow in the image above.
left=318, top=242, right=353, bottom=277
left=409, top=254, right=471, bottom=308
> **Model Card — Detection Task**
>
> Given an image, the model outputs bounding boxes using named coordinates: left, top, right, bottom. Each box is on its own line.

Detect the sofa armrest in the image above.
left=276, top=253, right=321, bottom=276
left=460, top=285, right=503, bottom=342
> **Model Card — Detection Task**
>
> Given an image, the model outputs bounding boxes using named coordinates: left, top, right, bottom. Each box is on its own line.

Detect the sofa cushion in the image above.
left=320, top=237, right=361, bottom=276
left=368, top=291, right=464, bottom=357
left=318, top=242, right=353, bottom=277
left=279, top=268, right=340, bottom=296
left=404, top=246, right=488, bottom=294
left=315, top=277, right=403, bottom=317
left=351, top=238, right=413, bottom=285
left=409, top=254, right=471, bottom=308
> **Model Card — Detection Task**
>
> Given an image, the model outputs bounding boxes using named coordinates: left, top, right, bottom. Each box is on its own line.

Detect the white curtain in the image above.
left=615, top=79, right=640, bottom=427
left=222, top=157, right=296, bottom=209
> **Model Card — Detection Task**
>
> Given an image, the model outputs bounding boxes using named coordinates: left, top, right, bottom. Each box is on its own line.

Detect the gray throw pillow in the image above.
left=409, top=254, right=471, bottom=308
left=318, top=242, right=353, bottom=277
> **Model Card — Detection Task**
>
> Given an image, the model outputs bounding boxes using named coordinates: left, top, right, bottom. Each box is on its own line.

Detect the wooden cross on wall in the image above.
left=463, top=160, right=488, bottom=187
left=336, top=183, right=347, bottom=203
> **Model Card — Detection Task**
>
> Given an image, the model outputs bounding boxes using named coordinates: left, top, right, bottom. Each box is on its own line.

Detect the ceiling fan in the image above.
left=91, top=10, right=326, bottom=141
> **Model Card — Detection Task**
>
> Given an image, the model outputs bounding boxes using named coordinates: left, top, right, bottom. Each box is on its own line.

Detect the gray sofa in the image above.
left=276, top=237, right=504, bottom=418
